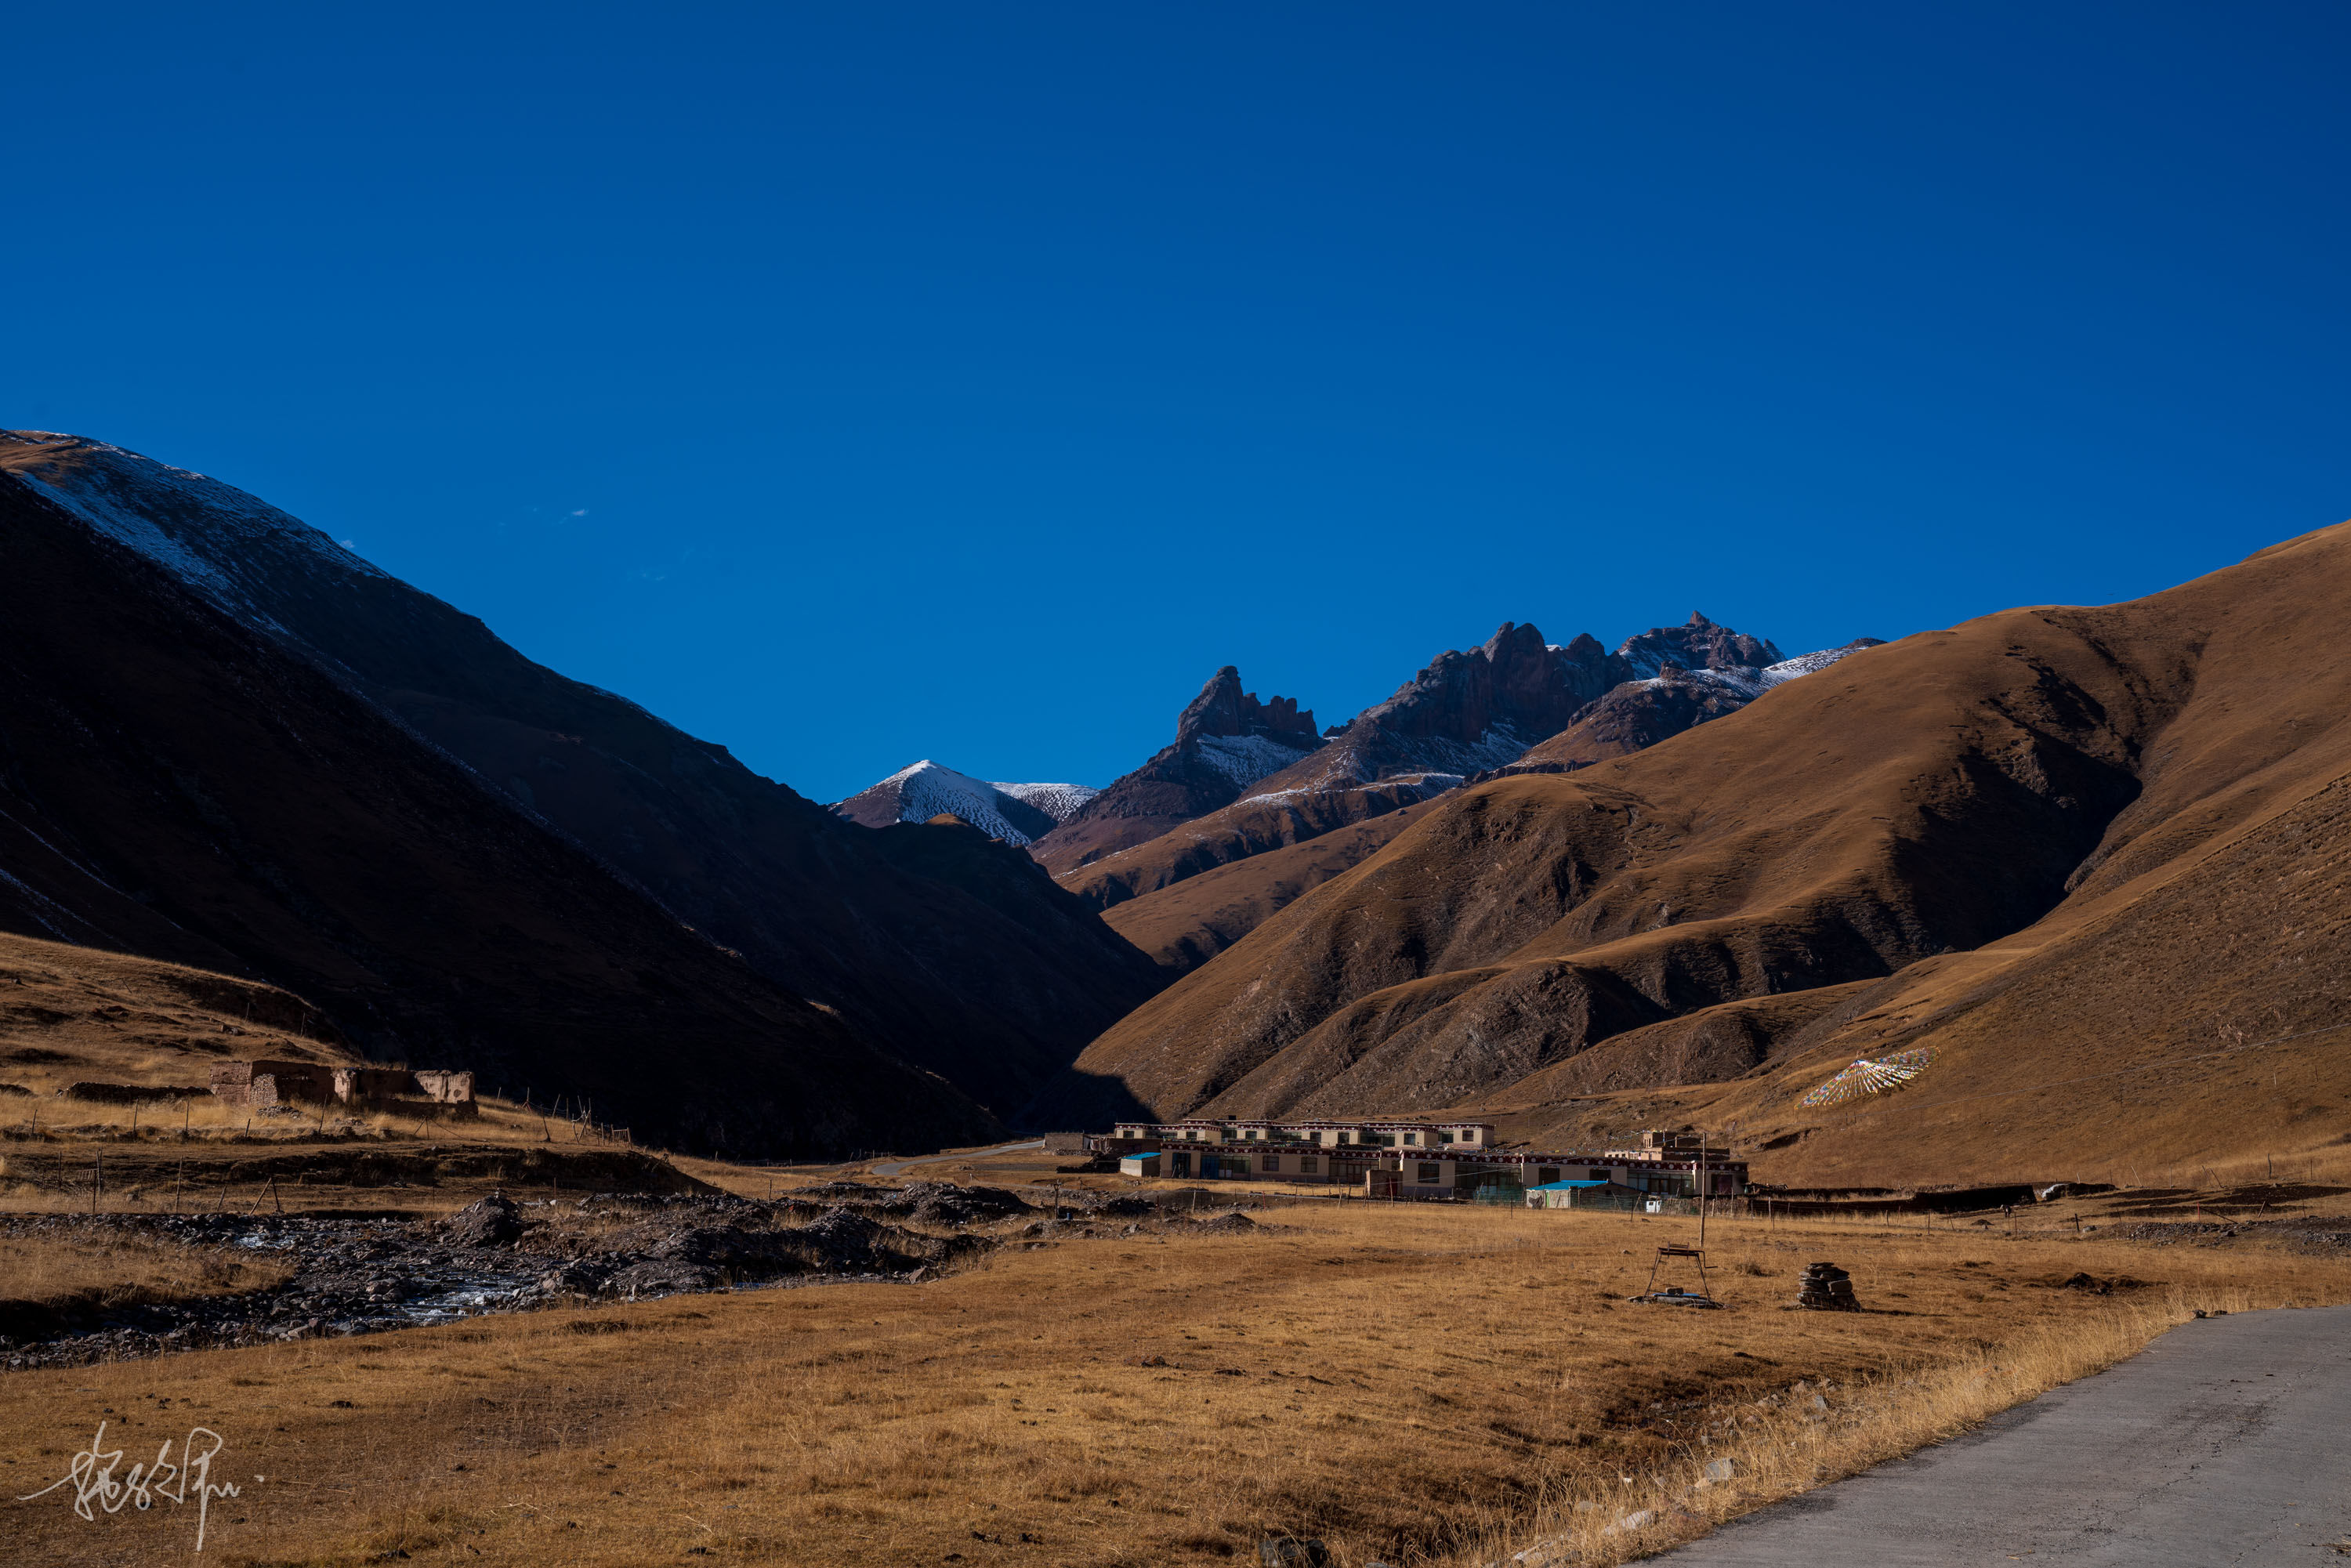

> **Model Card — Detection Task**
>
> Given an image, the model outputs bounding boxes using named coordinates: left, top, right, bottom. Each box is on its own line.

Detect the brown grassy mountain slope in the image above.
left=1096, top=799, right=1440, bottom=972
left=1062, top=781, right=1429, bottom=914
left=1486, top=737, right=2351, bottom=1185
left=1054, top=627, right=1876, bottom=982
left=1505, top=667, right=1766, bottom=772
left=1032, top=523, right=2351, bottom=1158
left=1494, top=639, right=1886, bottom=780
left=0, top=931, right=348, bottom=1100
left=0, top=465, right=997, bottom=1157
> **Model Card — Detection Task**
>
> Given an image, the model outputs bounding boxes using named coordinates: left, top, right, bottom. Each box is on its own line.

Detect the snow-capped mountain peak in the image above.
left=833, top=760, right=1096, bottom=846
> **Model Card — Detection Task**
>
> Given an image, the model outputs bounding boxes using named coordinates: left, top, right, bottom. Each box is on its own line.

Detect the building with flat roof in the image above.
left=1098, top=1117, right=1492, bottom=1152
left=1525, top=1179, right=1643, bottom=1209
left=1092, top=1118, right=1744, bottom=1200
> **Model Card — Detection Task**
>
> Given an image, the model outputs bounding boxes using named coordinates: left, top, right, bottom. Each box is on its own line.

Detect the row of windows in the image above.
left=1128, top=1125, right=1480, bottom=1146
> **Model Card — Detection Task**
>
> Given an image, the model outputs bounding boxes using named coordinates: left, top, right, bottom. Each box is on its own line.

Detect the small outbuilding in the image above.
left=1526, top=1179, right=1641, bottom=1211
left=1118, top=1153, right=1162, bottom=1179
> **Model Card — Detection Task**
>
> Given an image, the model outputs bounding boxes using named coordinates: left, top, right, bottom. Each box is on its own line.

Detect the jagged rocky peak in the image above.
left=1237, top=612, right=1832, bottom=802
left=1168, top=667, right=1323, bottom=794
left=1549, top=631, right=1614, bottom=697
left=1354, top=621, right=1607, bottom=748
left=1176, top=666, right=1318, bottom=747
left=1024, top=665, right=1324, bottom=873
left=1612, top=612, right=1783, bottom=680
left=1474, top=633, right=1889, bottom=782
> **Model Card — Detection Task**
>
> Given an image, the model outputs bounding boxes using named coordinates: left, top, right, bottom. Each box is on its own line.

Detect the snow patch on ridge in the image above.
left=843, top=760, right=1054, bottom=844
left=1759, top=640, right=1878, bottom=687
left=1613, top=647, right=1675, bottom=681
left=991, top=780, right=1099, bottom=823
left=1194, top=733, right=1312, bottom=791
left=14, top=436, right=392, bottom=628
left=1622, top=639, right=1879, bottom=701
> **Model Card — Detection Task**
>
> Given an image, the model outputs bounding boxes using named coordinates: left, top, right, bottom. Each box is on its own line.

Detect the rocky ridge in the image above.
left=1027, top=667, right=1323, bottom=876
left=1054, top=617, right=1875, bottom=977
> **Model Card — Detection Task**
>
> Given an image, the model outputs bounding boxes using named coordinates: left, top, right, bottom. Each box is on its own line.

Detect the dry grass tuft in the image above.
left=0, top=1230, right=291, bottom=1313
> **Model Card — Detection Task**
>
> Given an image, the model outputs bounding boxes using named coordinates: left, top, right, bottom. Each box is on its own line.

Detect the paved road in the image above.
left=869, top=1139, right=1045, bottom=1178
left=1656, top=1304, right=2351, bottom=1566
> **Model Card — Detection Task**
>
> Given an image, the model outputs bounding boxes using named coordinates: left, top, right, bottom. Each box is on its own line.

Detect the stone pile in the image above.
left=1796, top=1260, right=1859, bottom=1310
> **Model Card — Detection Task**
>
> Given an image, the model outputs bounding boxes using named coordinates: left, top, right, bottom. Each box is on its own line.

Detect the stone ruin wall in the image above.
left=212, top=1060, right=475, bottom=1114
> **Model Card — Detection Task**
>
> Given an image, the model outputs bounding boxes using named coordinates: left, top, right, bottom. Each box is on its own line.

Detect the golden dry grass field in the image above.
left=0, top=1230, right=292, bottom=1313
left=4, top=1189, right=2346, bottom=1568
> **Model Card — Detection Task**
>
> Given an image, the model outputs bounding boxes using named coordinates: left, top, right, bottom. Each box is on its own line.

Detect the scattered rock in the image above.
left=1702, top=1458, right=1737, bottom=1482
left=1259, top=1537, right=1330, bottom=1567
left=440, top=1193, right=525, bottom=1248
left=1795, top=1261, right=1858, bottom=1310
left=899, top=1182, right=1034, bottom=1227
left=538, top=1261, right=606, bottom=1295
left=0, top=1182, right=1022, bottom=1369
left=1194, top=1211, right=1258, bottom=1233
left=2043, top=1271, right=2146, bottom=1294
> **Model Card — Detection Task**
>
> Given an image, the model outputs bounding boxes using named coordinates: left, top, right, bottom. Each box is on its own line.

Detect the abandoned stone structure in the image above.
left=211, top=1059, right=476, bottom=1116
left=208, top=1059, right=335, bottom=1108
left=412, top=1070, right=474, bottom=1104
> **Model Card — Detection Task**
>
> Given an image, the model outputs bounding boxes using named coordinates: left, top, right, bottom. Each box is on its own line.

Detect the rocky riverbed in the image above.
left=0, top=1180, right=1209, bottom=1369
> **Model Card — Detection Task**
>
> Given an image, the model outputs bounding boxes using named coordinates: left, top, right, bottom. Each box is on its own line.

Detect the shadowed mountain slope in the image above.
left=0, top=467, right=998, bottom=1155
left=2, top=434, right=1163, bottom=1139
left=1032, top=523, right=2351, bottom=1164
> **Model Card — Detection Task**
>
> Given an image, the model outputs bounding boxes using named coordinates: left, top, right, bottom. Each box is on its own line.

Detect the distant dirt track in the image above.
left=870, top=1139, right=1045, bottom=1178
left=1655, top=1304, right=2351, bottom=1566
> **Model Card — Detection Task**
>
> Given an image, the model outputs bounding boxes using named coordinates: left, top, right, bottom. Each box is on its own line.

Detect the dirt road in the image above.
left=1657, top=1304, right=2351, bottom=1565
left=869, top=1138, right=1044, bottom=1177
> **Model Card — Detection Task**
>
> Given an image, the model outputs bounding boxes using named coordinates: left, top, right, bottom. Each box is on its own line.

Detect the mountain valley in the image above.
left=0, top=434, right=1158, bottom=1153
left=8, top=430, right=2350, bottom=1186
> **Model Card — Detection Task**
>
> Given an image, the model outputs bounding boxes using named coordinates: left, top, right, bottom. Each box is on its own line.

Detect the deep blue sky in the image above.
left=10, top=4, right=2349, bottom=801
